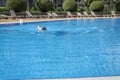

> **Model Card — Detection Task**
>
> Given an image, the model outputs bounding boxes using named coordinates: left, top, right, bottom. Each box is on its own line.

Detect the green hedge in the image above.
left=90, top=1, right=104, bottom=12
left=36, top=0, right=53, bottom=12
left=62, top=0, right=77, bottom=12
left=0, top=7, right=9, bottom=12
left=6, top=0, right=27, bottom=12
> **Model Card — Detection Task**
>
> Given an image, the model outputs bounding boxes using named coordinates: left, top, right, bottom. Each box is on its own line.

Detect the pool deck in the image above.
left=26, top=76, right=120, bottom=80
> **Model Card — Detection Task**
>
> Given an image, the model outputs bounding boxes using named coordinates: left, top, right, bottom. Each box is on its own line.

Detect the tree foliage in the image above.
left=116, top=2, right=120, bottom=12
left=6, top=0, right=27, bottom=12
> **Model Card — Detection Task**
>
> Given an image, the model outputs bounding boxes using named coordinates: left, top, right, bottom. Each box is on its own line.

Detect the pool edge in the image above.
left=0, top=17, right=120, bottom=25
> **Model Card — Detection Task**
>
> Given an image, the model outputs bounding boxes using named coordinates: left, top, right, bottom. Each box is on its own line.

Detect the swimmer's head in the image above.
left=38, top=25, right=47, bottom=31
left=41, top=27, right=47, bottom=30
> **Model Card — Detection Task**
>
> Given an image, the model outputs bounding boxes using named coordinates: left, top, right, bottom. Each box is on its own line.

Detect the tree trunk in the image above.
left=26, top=0, right=30, bottom=11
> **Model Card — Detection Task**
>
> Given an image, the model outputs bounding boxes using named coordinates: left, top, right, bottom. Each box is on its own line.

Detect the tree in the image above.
left=104, top=0, right=117, bottom=12
left=26, top=0, right=36, bottom=11
left=116, top=2, right=120, bottom=12
left=6, top=0, right=27, bottom=12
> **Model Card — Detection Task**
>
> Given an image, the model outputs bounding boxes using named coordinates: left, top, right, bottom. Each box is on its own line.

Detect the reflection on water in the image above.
left=53, top=31, right=68, bottom=36
left=36, top=27, right=115, bottom=36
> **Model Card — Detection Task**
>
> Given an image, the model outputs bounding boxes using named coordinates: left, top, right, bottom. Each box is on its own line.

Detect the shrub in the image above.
left=30, top=6, right=38, bottom=11
left=62, top=0, right=77, bottom=12
left=36, top=0, right=53, bottom=12
left=116, top=2, right=120, bottom=12
left=6, top=0, right=27, bottom=12
left=0, top=7, right=9, bottom=12
left=77, top=7, right=90, bottom=12
left=55, top=7, right=64, bottom=12
left=77, top=7, right=85, bottom=12
left=90, top=1, right=104, bottom=12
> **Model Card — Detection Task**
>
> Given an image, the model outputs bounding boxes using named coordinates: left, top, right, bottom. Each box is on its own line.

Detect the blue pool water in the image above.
left=0, top=18, right=120, bottom=79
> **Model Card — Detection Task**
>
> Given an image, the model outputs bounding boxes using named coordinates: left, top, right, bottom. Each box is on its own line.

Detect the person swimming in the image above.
left=38, top=25, right=47, bottom=31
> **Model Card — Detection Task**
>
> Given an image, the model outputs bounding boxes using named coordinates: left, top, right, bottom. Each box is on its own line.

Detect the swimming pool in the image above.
left=0, top=18, right=120, bottom=79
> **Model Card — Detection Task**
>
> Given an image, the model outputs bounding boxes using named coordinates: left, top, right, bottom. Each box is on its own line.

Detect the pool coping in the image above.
left=0, top=17, right=120, bottom=25
left=24, top=76, right=120, bottom=80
